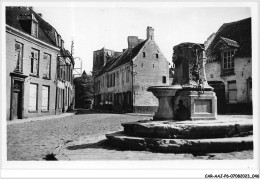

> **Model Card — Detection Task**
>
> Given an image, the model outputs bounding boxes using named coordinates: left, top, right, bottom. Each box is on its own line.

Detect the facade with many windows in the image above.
left=6, top=7, right=74, bottom=120
left=205, top=18, right=252, bottom=114
left=93, top=27, right=169, bottom=113
left=56, top=47, right=75, bottom=114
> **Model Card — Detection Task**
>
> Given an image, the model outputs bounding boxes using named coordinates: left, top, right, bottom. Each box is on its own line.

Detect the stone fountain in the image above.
left=106, top=43, right=253, bottom=153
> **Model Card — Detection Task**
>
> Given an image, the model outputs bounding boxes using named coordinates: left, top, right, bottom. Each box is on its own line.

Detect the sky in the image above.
left=33, top=3, right=251, bottom=75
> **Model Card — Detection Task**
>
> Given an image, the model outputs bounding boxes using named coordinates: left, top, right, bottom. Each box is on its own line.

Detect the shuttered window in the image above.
left=42, top=86, right=50, bottom=111
left=29, top=83, right=38, bottom=111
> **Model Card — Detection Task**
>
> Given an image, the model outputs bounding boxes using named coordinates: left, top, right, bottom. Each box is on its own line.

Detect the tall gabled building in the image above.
left=6, top=6, right=74, bottom=120
left=205, top=18, right=252, bottom=114
left=93, top=27, right=169, bottom=113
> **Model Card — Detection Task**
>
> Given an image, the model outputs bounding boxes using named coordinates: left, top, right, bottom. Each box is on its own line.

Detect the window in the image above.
left=122, top=69, right=125, bottom=85
left=143, top=52, right=146, bottom=57
left=162, top=76, right=166, bottom=84
left=14, top=42, right=23, bottom=72
left=113, top=73, right=115, bottom=86
left=153, top=64, right=154, bottom=68
left=156, top=53, right=159, bottom=58
left=29, top=83, right=38, bottom=111
left=126, top=69, right=129, bottom=83
left=65, top=87, right=67, bottom=106
left=247, top=78, right=252, bottom=102
left=30, top=49, right=39, bottom=76
left=42, top=86, right=50, bottom=111
left=107, top=75, right=109, bottom=87
left=63, top=67, right=65, bottom=81
left=43, top=53, right=51, bottom=79
left=31, top=20, right=38, bottom=37
left=222, top=50, right=235, bottom=75
left=228, top=81, right=237, bottom=103
left=141, top=63, right=143, bottom=68
left=116, top=72, right=119, bottom=86
left=59, top=89, right=63, bottom=108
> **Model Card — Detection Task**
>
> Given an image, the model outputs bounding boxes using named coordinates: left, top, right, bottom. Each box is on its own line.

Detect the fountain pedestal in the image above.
left=173, top=90, right=217, bottom=121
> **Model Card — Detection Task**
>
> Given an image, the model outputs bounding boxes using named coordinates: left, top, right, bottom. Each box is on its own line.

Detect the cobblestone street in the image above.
left=7, top=111, right=253, bottom=161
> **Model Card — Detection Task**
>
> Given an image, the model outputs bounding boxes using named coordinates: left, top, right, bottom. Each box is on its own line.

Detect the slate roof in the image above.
left=96, top=40, right=147, bottom=77
left=220, top=37, right=239, bottom=48
left=6, top=6, right=59, bottom=47
left=206, top=17, right=251, bottom=61
left=173, top=42, right=205, bottom=49
left=60, top=48, right=75, bottom=66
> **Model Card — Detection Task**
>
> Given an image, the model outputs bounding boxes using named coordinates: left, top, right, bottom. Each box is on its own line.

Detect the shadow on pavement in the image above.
left=75, top=109, right=125, bottom=115
left=66, top=139, right=123, bottom=151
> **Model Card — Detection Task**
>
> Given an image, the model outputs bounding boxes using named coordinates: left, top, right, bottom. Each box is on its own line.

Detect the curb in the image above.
left=7, top=112, right=76, bottom=125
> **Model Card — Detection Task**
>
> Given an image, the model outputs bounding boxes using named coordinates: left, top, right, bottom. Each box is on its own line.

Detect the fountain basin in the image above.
left=147, top=85, right=182, bottom=121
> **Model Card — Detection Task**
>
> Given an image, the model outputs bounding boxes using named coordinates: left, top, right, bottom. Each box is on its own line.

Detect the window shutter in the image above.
left=42, top=86, right=49, bottom=110
left=29, top=84, right=37, bottom=111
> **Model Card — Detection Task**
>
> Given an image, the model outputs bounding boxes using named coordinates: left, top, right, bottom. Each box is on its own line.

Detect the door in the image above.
left=12, top=92, right=19, bottom=120
left=208, top=81, right=226, bottom=114
left=62, top=89, right=65, bottom=112
left=12, top=81, right=22, bottom=120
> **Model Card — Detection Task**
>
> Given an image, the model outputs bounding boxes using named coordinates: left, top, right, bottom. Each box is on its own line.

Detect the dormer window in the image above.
left=213, top=37, right=239, bottom=76
left=18, top=13, right=38, bottom=37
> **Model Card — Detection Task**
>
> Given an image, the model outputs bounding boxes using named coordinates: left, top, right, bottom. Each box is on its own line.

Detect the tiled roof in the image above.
left=6, top=6, right=58, bottom=47
left=206, top=17, right=251, bottom=61
left=96, top=40, right=147, bottom=77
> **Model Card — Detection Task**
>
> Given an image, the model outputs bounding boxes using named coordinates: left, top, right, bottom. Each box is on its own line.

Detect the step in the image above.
left=106, top=131, right=253, bottom=153
left=122, top=118, right=253, bottom=139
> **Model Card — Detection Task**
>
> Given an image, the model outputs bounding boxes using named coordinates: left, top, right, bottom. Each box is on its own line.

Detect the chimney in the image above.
left=61, top=39, right=64, bottom=49
left=146, top=26, right=154, bottom=40
left=127, top=36, right=139, bottom=49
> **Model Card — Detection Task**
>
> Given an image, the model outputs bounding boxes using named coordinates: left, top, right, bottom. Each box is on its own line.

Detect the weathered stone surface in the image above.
left=106, top=131, right=253, bottom=153
left=122, top=118, right=253, bottom=139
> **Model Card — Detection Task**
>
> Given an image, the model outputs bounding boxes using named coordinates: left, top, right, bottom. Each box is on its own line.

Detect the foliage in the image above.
left=73, top=70, right=93, bottom=109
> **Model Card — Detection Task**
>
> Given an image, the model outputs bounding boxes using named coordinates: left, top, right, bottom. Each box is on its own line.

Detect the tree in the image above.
left=73, top=70, right=94, bottom=109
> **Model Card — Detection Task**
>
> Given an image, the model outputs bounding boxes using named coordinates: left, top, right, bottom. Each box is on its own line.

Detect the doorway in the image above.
left=11, top=81, right=23, bottom=120
left=208, top=81, right=226, bottom=114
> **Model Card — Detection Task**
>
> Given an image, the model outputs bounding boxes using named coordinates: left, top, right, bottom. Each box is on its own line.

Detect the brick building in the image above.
left=205, top=18, right=252, bottom=114
left=6, top=7, right=74, bottom=121
left=93, top=27, right=169, bottom=113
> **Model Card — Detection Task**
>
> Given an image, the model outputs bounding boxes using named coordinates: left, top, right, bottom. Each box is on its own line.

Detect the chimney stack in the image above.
left=61, top=39, right=64, bottom=49
left=146, top=26, right=154, bottom=40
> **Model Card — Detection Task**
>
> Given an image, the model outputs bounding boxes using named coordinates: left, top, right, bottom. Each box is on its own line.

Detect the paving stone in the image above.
left=7, top=112, right=254, bottom=160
